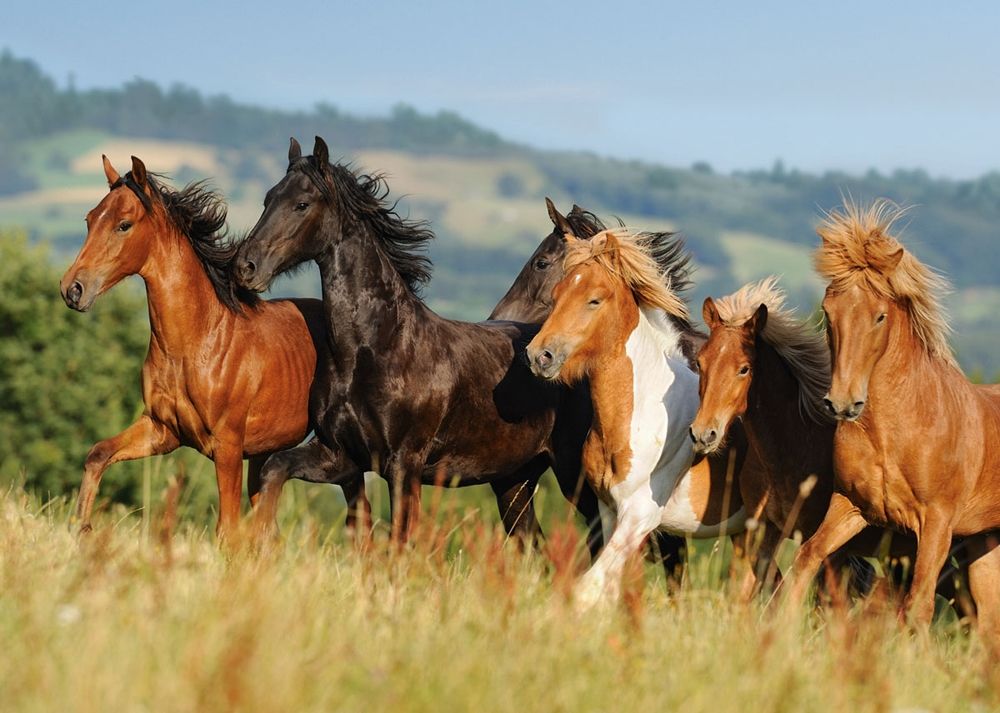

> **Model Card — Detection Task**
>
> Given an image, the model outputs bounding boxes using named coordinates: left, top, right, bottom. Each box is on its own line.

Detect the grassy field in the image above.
left=1, top=486, right=998, bottom=713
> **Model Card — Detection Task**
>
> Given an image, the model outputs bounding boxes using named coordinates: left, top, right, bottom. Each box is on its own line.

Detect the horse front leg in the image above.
left=387, top=455, right=424, bottom=544
left=76, top=415, right=179, bottom=533
left=781, top=492, right=868, bottom=609
left=213, top=443, right=246, bottom=545
left=575, top=493, right=661, bottom=610
left=490, top=457, right=547, bottom=549
left=902, top=508, right=953, bottom=629
left=340, top=475, right=372, bottom=542
left=250, top=438, right=358, bottom=544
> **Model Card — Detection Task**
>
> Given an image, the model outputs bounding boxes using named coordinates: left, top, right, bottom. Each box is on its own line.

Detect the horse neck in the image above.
left=866, top=302, right=956, bottom=414
left=314, top=216, right=427, bottom=357
left=744, top=337, right=834, bottom=474
left=140, top=219, right=230, bottom=350
left=588, top=305, right=685, bottom=453
left=489, top=268, right=549, bottom=322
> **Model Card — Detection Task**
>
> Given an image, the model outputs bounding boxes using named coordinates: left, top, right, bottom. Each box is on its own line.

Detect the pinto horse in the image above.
left=527, top=229, right=748, bottom=607
left=233, top=137, right=621, bottom=544
left=783, top=200, right=1000, bottom=637
left=59, top=155, right=369, bottom=540
left=494, top=199, right=697, bottom=568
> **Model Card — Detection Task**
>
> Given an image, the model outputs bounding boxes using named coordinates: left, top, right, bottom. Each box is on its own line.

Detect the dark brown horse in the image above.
left=232, top=137, right=589, bottom=543
left=59, top=155, right=369, bottom=540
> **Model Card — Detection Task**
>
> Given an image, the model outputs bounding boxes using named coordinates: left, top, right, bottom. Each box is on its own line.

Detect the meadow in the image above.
left=1, top=481, right=998, bottom=713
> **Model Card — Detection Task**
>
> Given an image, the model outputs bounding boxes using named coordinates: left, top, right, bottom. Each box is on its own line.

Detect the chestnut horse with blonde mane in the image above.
left=783, top=200, right=1000, bottom=638
left=59, top=155, right=369, bottom=540
left=527, top=229, right=748, bottom=607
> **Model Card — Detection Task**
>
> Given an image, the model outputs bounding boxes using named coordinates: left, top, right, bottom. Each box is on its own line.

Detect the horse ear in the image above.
left=748, top=303, right=768, bottom=334
left=313, top=136, right=330, bottom=166
left=130, top=156, right=148, bottom=189
left=102, top=155, right=120, bottom=188
left=289, top=137, right=302, bottom=163
left=702, top=297, right=722, bottom=330
left=882, top=246, right=904, bottom=272
left=545, top=197, right=573, bottom=238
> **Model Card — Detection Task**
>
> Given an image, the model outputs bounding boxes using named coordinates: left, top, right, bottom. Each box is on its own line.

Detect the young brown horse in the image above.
left=691, top=278, right=840, bottom=595
left=527, top=229, right=749, bottom=607
left=59, top=155, right=368, bottom=540
left=783, top=200, right=1000, bottom=638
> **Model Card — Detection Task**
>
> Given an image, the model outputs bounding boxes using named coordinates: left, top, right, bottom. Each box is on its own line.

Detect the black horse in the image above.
left=235, top=137, right=694, bottom=566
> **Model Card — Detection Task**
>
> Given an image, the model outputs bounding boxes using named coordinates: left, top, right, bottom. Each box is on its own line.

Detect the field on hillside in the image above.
left=3, top=130, right=998, bottom=375
left=1, top=486, right=998, bottom=713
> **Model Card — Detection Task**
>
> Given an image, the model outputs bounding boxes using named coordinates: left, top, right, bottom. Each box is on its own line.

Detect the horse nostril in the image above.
left=536, top=349, right=553, bottom=368
left=243, top=259, right=257, bottom=276
left=68, top=281, right=83, bottom=305
left=708, top=429, right=717, bottom=443
left=823, top=398, right=836, bottom=415
left=853, top=401, right=865, bottom=410
left=689, top=428, right=696, bottom=444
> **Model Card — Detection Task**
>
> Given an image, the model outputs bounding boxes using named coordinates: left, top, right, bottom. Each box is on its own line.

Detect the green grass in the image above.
left=1, top=487, right=997, bottom=713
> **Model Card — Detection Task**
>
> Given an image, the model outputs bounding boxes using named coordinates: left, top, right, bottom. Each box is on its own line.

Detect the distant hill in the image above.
left=1, top=50, right=998, bottom=375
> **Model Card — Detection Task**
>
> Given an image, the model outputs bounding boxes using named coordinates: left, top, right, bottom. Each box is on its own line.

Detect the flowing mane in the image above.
left=713, top=277, right=832, bottom=424
left=815, top=199, right=956, bottom=368
left=292, top=156, right=433, bottom=295
left=125, top=172, right=260, bottom=312
left=563, top=228, right=690, bottom=321
left=562, top=208, right=694, bottom=300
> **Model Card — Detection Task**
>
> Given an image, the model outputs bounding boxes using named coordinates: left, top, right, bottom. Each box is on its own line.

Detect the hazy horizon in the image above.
left=3, top=2, right=999, bottom=179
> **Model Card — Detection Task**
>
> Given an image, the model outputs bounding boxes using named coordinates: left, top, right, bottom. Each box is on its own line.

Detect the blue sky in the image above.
left=4, top=1, right=998, bottom=177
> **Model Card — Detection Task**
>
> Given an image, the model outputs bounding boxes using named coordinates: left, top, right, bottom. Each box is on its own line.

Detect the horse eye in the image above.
left=534, top=258, right=550, bottom=271
left=295, top=202, right=309, bottom=212
left=876, top=313, right=886, bottom=324
left=588, top=298, right=601, bottom=307
left=738, top=365, right=750, bottom=376
left=118, top=221, right=132, bottom=233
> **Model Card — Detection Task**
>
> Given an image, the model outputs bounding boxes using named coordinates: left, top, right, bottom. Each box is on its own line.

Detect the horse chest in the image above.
left=141, top=358, right=219, bottom=453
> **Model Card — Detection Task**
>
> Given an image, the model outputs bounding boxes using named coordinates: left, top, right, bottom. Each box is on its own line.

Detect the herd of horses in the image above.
left=59, top=137, right=1000, bottom=642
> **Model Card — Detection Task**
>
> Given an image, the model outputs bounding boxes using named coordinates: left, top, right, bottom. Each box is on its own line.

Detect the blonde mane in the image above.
left=713, top=277, right=831, bottom=424
left=563, top=228, right=689, bottom=321
left=814, top=199, right=957, bottom=368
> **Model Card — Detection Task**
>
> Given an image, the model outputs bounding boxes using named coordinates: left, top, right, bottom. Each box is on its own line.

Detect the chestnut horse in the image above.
left=527, top=229, right=748, bottom=607
left=59, top=155, right=368, bottom=540
left=783, top=200, right=1000, bottom=637
left=689, top=277, right=911, bottom=597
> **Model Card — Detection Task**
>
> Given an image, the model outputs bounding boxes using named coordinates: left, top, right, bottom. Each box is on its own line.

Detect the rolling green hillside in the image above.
left=2, top=50, right=998, bottom=375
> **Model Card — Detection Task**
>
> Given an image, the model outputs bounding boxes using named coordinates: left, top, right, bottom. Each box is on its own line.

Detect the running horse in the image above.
left=690, top=277, right=890, bottom=597
left=526, top=228, right=748, bottom=607
left=59, top=155, right=369, bottom=540
left=233, top=137, right=615, bottom=544
left=493, top=199, right=700, bottom=568
left=783, top=200, right=1000, bottom=639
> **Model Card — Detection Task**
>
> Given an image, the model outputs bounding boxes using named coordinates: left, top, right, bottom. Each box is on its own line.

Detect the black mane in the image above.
left=125, top=172, right=260, bottom=313
left=293, top=156, right=434, bottom=295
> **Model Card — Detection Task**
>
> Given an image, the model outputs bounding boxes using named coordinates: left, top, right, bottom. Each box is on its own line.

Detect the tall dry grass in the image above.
left=0, top=484, right=997, bottom=713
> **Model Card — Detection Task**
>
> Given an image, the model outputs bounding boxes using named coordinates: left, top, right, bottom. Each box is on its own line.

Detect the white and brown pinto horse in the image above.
left=784, top=200, right=1000, bottom=640
left=527, top=229, right=746, bottom=607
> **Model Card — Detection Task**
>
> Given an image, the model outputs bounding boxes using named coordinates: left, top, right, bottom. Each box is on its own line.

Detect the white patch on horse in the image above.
left=575, top=305, right=746, bottom=609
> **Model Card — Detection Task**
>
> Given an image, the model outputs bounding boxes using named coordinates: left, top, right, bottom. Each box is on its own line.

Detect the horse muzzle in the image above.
left=527, top=344, right=566, bottom=381
left=689, top=424, right=723, bottom=454
left=59, top=274, right=97, bottom=312
left=823, top=394, right=866, bottom=422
